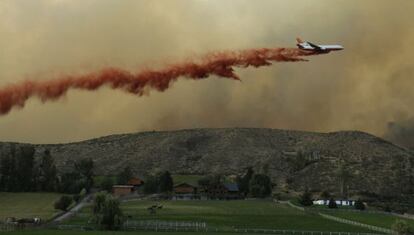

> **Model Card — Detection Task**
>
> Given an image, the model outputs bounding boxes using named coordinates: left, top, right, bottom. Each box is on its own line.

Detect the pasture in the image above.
left=0, top=193, right=64, bottom=221
left=0, top=229, right=270, bottom=235
left=325, top=210, right=414, bottom=230
left=68, top=200, right=371, bottom=232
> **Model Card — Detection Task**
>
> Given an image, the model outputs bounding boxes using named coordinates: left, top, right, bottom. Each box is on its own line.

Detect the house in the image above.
left=127, top=177, right=144, bottom=190
left=223, top=183, right=240, bottom=199
left=204, top=183, right=241, bottom=200
left=313, top=199, right=355, bottom=206
left=173, top=183, right=199, bottom=200
left=112, top=185, right=134, bottom=197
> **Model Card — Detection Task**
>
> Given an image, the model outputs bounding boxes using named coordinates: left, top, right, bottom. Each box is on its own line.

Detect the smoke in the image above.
left=1, top=0, right=414, bottom=144
left=384, top=120, right=414, bottom=149
left=0, top=48, right=318, bottom=115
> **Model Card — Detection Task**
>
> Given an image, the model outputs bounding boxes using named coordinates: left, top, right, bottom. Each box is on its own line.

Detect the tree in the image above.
left=249, top=174, right=272, bottom=198
left=93, top=192, right=107, bottom=215
left=16, top=146, right=36, bottom=191
left=117, top=166, right=133, bottom=185
left=299, top=191, right=313, bottom=206
left=0, top=147, right=17, bottom=191
left=321, top=190, right=331, bottom=200
left=0, top=145, right=35, bottom=192
left=392, top=220, right=410, bottom=235
left=197, top=176, right=211, bottom=189
left=93, top=192, right=123, bottom=230
left=237, top=167, right=254, bottom=196
left=143, top=175, right=159, bottom=194
left=59, top=171, right=84, bottom=194
left=354, top=199, right=365, bottom=210
left=158, top=171, right=173, bottom=193
left=100, top=176, right=114, bottom=192
left=75, top=158, right=94, bottom=191
left=328, top=198, right=338, bottom=209
left=54, top=195, right=73, bottom=211
left=38, top=150, right=58, bottom=191
left=337, top=165, right=351, bottom=198
left=197, top=174, right=225, bottom=196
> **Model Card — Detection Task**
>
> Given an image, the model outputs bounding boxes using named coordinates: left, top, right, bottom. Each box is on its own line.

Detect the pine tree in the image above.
left=158, top=171, right=173, bottom=193
left=38, top=149, right=58, bottom=191
left=237, top=167, right=254, bottom=196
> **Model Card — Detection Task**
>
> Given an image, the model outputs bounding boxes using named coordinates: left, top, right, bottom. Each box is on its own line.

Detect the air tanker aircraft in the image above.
left=296, top=38, right=344, bottom=53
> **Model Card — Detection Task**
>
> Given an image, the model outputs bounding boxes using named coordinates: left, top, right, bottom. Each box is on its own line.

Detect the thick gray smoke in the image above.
left=384, top=120, right=414, bottom=149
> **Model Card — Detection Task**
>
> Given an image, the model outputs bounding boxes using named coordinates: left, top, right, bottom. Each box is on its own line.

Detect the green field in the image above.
left=172, top=175, right=204, bottom=186
left=0, top=230, right=267, bottom=235
left=325, top=210, right=414, bottom=230
left=68, top=200, right=371, bottom=232
left=0, top=193, right=64, bottom=221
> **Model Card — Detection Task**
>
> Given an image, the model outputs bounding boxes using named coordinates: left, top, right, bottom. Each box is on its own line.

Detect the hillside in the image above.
left=0, top=128, right=413, bottom=195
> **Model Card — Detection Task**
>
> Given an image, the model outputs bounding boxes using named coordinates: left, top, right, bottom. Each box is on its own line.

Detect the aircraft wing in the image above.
left=307, top=42, right=324, bottom=50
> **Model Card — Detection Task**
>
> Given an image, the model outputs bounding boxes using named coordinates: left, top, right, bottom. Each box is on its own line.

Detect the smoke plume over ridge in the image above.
left=1, top=0, right=414, bottom=145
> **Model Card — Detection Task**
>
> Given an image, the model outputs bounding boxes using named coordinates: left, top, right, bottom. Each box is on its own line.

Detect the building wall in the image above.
left=174, top=186, right=196, bottom=194
left=113, top=187, right=132, bottom=197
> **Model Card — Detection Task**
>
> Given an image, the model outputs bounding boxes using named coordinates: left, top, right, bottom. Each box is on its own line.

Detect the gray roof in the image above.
left=224, top=183, right=239, bottom=192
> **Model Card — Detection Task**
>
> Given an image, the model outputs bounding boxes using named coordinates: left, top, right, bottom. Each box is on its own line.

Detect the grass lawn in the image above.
left=324, top=210, right=414, bottom=230
left=0, top=229, right=269, bottom=235
left=172, top=175, right=204, bottom=186
left=68, top=200, right=371, bottom=232
left=0, top=192, right=64, bottom=221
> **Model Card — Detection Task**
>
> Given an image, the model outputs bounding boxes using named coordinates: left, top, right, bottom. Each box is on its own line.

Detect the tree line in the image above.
left=0, top=145, right=94, bottom=194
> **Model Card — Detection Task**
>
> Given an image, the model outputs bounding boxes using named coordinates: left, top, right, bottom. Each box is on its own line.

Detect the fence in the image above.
left=319, top=213, right=394, bottom=234
left=122, top=220, right=384, bottom=235
left=124, top=224, right=383, bottom=235
left=287, top=201, right=305, bottom=211
left=0, top=223, right=15, bottom=232
left=52, top=224, right=96, bottom=231
left=282, top=200, right=414, bottom=221
left=283, top=201, right=396, bottom=234
left=124, top=220, right=206, bottom=231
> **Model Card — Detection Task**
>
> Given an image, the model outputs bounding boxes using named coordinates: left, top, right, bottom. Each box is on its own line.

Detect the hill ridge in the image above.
left=0, top=128, right=413, bottom=195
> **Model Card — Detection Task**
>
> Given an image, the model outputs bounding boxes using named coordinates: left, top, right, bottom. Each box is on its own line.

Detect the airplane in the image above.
left=296, top=38, right=344, bottom=53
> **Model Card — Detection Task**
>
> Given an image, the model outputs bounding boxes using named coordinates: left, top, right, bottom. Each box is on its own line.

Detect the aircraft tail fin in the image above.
left=296, top=37, right=304, bottom=43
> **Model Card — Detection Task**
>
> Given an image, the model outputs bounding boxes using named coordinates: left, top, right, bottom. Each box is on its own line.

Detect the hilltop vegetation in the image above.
left=1, top=128, right=413, bottom=211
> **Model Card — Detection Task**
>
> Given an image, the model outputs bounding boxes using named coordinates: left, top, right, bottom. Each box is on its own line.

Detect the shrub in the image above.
left=100, top=177, right=114, bottom=192
left=299, top=191, right=313, bottom=206
left=328, top=198, right=338, bottom=209
left=54, top=195, right=73, bottom=211
left=354, top=199, right=365, bottom=210
left=392, top=220, right=410, bottom=235
left=249, top=174, right=272, bottom=198
left=73, top=194, right=81, bottom=203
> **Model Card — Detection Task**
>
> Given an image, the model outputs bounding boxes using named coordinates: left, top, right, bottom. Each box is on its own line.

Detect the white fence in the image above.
left=124, top=220, right=206, bottom=231
left=122, top=220, right=383, bottom=235
left=0, top=223, right=15, bottom=232
left=319, top=213, right=394, bottom=234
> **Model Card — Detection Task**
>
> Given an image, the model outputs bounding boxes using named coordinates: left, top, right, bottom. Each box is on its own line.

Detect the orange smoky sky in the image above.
left=0, top=0, right=414, bottom=145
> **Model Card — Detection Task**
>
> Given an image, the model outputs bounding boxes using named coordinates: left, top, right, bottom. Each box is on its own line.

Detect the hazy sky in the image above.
left=1, top=0, right=414, bottom=144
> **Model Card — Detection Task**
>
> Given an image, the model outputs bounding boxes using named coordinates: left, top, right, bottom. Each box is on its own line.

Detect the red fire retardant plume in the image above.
left=0, top=48, right=319, bottom=115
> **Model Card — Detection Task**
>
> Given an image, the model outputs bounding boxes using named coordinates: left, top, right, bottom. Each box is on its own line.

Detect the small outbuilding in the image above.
left=112, top=185, right=134, bottom=197
left=173, top=183, right=199, bottom=200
